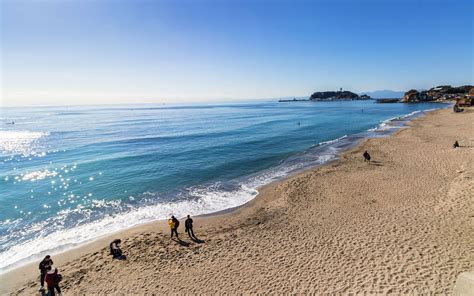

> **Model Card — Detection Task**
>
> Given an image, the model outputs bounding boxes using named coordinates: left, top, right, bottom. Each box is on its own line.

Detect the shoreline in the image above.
left=0, top=106, right=439, bottom=275
left=3, top=107, right=472, bottom=294
left=0, top=106, right=434, bottom=274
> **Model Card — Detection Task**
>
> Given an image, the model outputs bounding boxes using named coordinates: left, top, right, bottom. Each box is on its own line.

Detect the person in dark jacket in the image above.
left=39, top=255, right=52, bottom=292
left=185, top=215, right=195, bottom=238
left=363, top=150, right=371, bottom=162
left=109, top=239, right=126, bottom=260
left=172, top=216, right=180, bottom=239
left=44, top=265, right=61, bottom=296
left=453, top=140, right=460, bottom=148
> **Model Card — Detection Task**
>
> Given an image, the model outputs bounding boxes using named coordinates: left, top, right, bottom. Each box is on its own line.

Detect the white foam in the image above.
left=0, top=184, right=257, bottom=273
left=244, top=146, right=341, bottom=189
left=368, top=110, right=427, bottom=132
left=317, top=135, right=348, bottom=146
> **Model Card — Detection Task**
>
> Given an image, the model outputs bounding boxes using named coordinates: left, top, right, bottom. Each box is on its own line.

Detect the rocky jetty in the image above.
left=278, top=98, right=309, bottom=102
left=310, top=90, right=370, bottom=101
left=402, top=85, right=473, bottom=103
left=376, top=98, right=400, bottom=103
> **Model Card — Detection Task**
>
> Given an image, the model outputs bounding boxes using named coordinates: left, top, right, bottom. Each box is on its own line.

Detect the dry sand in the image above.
left=3, top=108, right=473, bottom=295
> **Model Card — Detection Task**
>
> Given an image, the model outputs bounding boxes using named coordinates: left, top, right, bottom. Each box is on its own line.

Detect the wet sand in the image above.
left=3, top=108, right=473, bottom=294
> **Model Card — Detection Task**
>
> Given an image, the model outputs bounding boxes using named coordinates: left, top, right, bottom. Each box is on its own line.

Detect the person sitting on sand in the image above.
left=363, top=150, right=371, bottom=162
left=38, top=255, right=53, bottom=292
left=453, top=140, right=460, bottom=148
left=44, top=265, right=62, bottom=296
left=453, top=104, right=464, bottom=113
left=185, top=215, right=195, bottom=238
left=168, top=216, right=179, bottom=239
left=109, top=239, right=126, bottom=260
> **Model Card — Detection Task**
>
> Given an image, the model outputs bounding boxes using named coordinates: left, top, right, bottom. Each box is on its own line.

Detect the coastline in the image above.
left=3, top=107, right=473, bottom=294
left=0, top=105, right=443, bottom=275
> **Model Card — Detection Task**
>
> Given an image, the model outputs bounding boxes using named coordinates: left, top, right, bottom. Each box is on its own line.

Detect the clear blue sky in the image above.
left=1, top=0, right=473, bottom=106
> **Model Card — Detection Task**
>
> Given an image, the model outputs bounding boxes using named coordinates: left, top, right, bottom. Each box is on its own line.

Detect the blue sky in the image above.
left=1, top=0, right=473, bottom=106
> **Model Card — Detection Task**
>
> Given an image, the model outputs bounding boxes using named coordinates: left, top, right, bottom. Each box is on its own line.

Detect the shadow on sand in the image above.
left=190, top=236, right=206, bottom=244
left=172, top=238, right=190, bottom=247
left=172, top=236, right=206, bottom=246
left=368, top=160, right=384, bottom=166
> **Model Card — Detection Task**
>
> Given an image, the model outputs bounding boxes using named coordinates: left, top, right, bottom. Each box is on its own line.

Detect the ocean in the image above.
left=0, top=100, right=445, bottom=272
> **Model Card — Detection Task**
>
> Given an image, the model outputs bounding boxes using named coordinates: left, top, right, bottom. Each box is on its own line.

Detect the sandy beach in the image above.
left=3, top=107, right=473, bottom=295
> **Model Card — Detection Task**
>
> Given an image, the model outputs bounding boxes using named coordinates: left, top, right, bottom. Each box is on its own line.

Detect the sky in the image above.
left=1, top=0, right=473, bottom=107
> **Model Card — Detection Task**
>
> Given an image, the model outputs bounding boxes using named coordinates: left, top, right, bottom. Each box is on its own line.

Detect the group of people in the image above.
left=168, top=214, right=196, bottom=240
left=363, top=138, right=460, bottom=163
left=38, top=255, right=62, bottom=296
left=38, top=215, right=198, bottom=293
left=106, top=215, right=197, bottom=260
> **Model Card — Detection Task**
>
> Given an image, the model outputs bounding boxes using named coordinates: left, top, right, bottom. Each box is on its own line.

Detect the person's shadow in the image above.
left=190, top=236, right=206, bottom=244
left=114, top=254, right=127, bottom=260
left=172, top=237, right=190, bottom=247
left=369, top=160, right=384, bottom=166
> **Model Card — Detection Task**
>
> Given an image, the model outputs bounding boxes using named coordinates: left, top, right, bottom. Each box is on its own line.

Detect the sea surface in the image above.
left=0, top=100, right=444, bottom=272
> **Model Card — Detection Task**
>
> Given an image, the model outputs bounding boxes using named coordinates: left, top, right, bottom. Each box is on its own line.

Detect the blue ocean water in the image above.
left=0, top=100, right=444, bottom=271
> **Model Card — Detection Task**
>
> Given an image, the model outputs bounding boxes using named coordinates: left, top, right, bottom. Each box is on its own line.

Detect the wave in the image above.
left=313, top=135, right=348, bottom=147
left=367, top=108, right=438, bottom=132
left=0, top=184, right=257, bottom=273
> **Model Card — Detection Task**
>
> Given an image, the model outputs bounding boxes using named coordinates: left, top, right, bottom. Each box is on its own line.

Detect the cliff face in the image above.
left=310, top=90, right=370, bottom=100
left=403, top=89, right=426, bottom=102
left=402, top=85, right=473, bottom=102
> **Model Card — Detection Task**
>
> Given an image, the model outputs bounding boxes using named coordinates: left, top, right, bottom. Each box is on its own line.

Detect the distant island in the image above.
left=310, top=89, right=371, bottom=101
left=278, top=85, right=474, bottom=105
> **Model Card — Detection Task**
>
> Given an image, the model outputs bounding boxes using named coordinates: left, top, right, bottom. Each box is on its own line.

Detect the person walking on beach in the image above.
left=168, top=215, right=179, bottom=239
left=44, top=265, right=62, bottom=296
left=363, top=150, right=371, bottom=162
left=38, top=255, right=53, bottom=292
left=453, top=140, right=460, bottom=148
left=185, top=215, right=195, bottom=238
